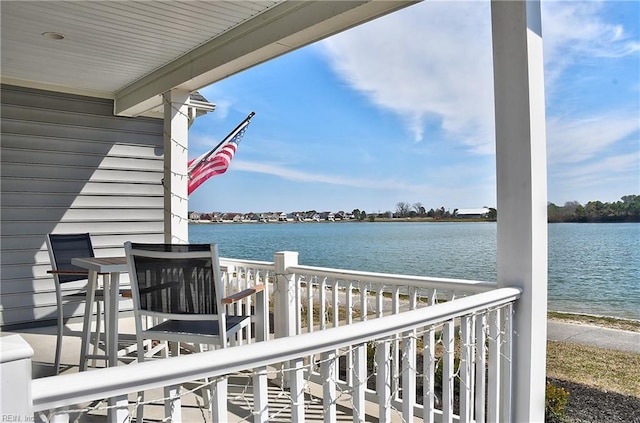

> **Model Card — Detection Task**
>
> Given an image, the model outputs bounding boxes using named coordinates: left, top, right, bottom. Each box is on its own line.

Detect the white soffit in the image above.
left=0, top=1, right=419, bottom=117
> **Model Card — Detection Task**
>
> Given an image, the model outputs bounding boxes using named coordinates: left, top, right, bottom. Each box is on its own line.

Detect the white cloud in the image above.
left=231, top=159, right=496, bottom=207
left=320, top=0, right=639, bottom=162
left=233, top=159, right=411, bottom=190
left=320, top=1, right=495, bottom=153
left=547, top=113, right=640, bottom=164
left=555, top=153, right=638, bottom=181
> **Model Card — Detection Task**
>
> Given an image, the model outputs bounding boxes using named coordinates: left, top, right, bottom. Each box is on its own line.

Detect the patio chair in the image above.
left=124, top=242, right=265, bottom=419
left=45, top=233, right=129, bottom=374
left=124, top=242, right=265, bottom=357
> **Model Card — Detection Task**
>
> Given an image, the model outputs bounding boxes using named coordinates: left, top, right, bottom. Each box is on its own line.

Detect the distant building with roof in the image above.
left=456, top=207, right=491, bottom=218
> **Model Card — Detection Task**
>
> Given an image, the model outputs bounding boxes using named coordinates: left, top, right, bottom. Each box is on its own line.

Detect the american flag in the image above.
left=187, top=112, right=254, bottom=196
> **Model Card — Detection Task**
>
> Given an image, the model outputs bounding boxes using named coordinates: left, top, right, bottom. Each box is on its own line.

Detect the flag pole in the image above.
left=188, top=111, right=255, bottom=174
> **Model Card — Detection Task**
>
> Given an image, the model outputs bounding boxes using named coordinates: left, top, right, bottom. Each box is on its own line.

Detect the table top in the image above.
left=71, top=256, right=128, bottom=273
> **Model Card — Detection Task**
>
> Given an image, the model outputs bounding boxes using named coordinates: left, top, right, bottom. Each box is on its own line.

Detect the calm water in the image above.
left=190, top=222, right=640, bottom=320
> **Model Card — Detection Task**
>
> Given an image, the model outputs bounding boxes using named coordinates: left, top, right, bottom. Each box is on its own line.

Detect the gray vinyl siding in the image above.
left=0, top=85, right=165, bottom=328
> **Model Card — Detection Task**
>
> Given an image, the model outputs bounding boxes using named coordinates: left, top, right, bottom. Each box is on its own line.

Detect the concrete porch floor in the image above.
left=4, top=317, right=411, bottom=422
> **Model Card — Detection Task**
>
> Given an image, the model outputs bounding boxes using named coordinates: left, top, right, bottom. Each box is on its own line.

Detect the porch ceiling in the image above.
left=0, top=0, right=418, bottom=117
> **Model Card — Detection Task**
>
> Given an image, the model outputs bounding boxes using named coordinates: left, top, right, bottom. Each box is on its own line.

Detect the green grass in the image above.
left=547, top=340, right=640, bottom=397
left=547, top=312, right=640, bottom=398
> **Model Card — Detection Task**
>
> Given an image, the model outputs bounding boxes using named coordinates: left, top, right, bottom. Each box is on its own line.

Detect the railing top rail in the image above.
left=219, top=257, right=275, bottom=268
left=31, top=287, right=520, bottom=411
left=288, top=264, right=497, bottom=292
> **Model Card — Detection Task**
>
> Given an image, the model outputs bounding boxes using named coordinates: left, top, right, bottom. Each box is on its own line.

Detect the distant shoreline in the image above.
left=188, top=218, right=639, bottom=224
left=189, top=217, right=494, bottom=224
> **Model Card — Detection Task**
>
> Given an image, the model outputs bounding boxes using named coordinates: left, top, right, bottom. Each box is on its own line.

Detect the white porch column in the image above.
left=491, top=1, right=547, bottom=422
left=163, top=89, right=191, bottom=244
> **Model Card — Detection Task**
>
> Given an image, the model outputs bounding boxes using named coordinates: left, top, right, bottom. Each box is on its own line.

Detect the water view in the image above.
left=190, top=222, right=640, bottom=321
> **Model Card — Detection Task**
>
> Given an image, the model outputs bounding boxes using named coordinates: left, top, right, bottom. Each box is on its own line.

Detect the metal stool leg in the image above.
left=91, top=299, right=102, bottom=368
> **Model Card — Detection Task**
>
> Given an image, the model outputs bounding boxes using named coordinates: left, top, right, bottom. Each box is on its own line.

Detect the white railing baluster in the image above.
left=376, top=287, right=384, bottom=318
left=475, top=313, right=487, bottom=423
left=470, top=313, right=477, bottom=417
left=253, top=365, right=269, bottom=423
left=294, top=273, right=301, bottom=335
left=391, top=286, right=400, bottom=400
left=392, top=285, right=400, bottom=315
left=459, top=315, right=473, bottom=423
left=353, top=343, right=367, bottom=423
left=164, top=384, right=181, bottom=422
left=320, top=277, right=327, bottom=330
left=488, top=308, right=501, bottom=422
left=346, top=282, right=354, bottom=385
left=291, top=357, right=306, bottom=423
left=307, top=275, right=315, bottom=333
left=332, top=279, right=339, bottom=328
left=442, top=317, right=455, bottom=423
left=360, top=284, right=368, bottom=322
left=211, top=377, right=227, bottom=423
left=376, top=339, right=391, bottom=422
left=423, top=326, right=436, bottom=423
left=501, top=304, right=513, bottom=422
left=322, top=350, right=337, bottom=423
left=401, top=330, right=416, bottom=423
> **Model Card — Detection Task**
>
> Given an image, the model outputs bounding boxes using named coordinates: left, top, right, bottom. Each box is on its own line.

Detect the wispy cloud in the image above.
left=547, top=112, right=640, bottom=164
left=555, top=152, right=638, bottom=178
left=552, top=152, right=639, bottom=190
left=542, top=1, right=640, bottom=85
left=233, top=159, right=415, bottom=191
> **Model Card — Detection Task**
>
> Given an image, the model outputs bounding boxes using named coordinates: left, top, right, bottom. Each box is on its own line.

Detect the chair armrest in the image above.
left=48, top=270, right=89, bottom=276
left=222, top=285, right=266, bottom=304
left=47, top=270, right=109, bottom=276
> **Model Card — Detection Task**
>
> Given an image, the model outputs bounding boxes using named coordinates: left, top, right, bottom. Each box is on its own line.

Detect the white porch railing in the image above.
left=2, top=252, right=521, bottom=423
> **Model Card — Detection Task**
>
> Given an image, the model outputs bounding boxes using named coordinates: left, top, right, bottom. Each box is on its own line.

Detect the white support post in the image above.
left=491, top=1, right=548, bottom=422
left=274, top=251, right=299, bottom=340
left=163, top=88, right=190, bottom=244
left=0, top=335, right=34, bottom=422
left=274, top=251, right=299, bottom=388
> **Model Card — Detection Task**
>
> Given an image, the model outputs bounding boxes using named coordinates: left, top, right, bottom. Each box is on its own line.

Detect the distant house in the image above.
left=243, top=213, right=260, bottom=222
left=303, top=212, right=320, bottom=222
left=189, top=211, right=201, bottom=221
left=456, top=208, right=491, bottom=218
left=319, top=212, right=335, bottom=221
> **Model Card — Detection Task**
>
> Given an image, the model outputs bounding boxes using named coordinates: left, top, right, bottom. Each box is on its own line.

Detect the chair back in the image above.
left=124, top=243, right=223, bottom=317
left=46, top=233, right=95, bottom=284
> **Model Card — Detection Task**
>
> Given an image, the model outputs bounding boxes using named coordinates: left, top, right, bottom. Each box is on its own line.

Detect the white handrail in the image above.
left=219, top=257, right=275, bottom=268
left=32, top=287, right=520, bottom=411
left=289, top=264, right=497, bottom=292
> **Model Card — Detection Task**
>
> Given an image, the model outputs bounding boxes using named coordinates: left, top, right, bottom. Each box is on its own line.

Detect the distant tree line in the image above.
left=390, top=202, right=497, bottom=220
left=548, top=195, right=640, bottom=223
left=386, top=195, right=639, bottom=223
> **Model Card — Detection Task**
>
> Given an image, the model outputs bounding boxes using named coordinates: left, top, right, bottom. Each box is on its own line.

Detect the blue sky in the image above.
left=188, top=0, right=639, bottom=214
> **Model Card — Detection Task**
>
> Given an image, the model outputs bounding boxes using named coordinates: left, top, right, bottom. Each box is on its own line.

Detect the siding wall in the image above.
left=1, top=85, right=165, bottom=328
